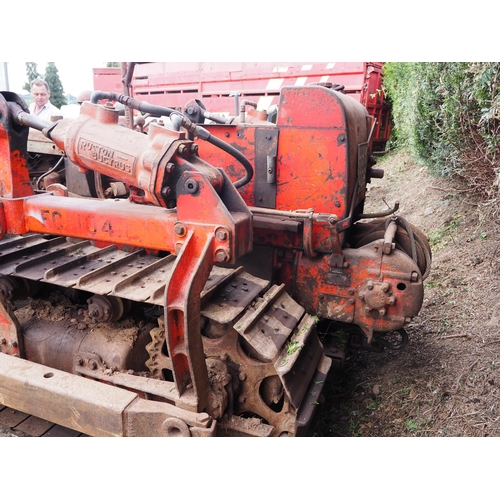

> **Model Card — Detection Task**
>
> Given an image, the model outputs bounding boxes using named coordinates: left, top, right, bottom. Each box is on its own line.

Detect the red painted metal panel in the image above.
left=92, top=68, right=123, bottom=93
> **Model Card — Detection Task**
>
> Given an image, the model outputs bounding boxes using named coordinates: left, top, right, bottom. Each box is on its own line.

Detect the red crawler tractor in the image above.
left=0, top=74, right=430, bottom=436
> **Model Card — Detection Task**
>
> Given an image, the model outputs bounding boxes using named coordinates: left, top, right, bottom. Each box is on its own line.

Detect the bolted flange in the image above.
left=359, top=280, right=396, bottom=315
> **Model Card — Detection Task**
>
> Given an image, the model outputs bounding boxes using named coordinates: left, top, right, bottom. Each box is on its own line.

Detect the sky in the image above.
left=3, top=61, right=108, bottom=96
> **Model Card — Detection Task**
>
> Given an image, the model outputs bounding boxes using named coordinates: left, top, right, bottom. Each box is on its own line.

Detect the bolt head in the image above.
left=184, top=178, right=199, bottom=194
left=215, top=249, right=229, bottom=263
left=215, top=230, right=227, bottom=241
left=174, top=224, right=186, bottom=236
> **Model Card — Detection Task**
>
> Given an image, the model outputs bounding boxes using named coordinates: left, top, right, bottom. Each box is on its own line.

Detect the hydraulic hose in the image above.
left=90, top=91, right=254, bottom=188
left=91, top=91, right=175, bottom=120
left=7, top=101, right=52, bottom=132
left=386, top=216, right=432, bottom=280
left=206, top=133, right=253, bottom=188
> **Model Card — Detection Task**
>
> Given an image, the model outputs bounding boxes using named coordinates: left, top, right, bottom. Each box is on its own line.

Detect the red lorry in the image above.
left=93, top=62, right=391, bottom=151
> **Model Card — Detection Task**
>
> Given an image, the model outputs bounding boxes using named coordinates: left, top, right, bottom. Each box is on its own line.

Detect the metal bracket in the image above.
left=254, top=128, right=279, bottom=208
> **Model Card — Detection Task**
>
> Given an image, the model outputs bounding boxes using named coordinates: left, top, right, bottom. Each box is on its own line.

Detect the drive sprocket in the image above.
left=145, top=316, right=171, bottom=378
left=145, top=280, right=329, bottom=436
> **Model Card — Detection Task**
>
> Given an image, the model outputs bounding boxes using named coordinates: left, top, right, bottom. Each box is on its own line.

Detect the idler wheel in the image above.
left=87, top=294, right=130, bottom=323
left=0, top=276, right=40, bottom=301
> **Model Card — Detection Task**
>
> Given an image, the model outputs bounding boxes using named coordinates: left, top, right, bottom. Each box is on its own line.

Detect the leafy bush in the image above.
left=383, top=62, right=500, bottom=198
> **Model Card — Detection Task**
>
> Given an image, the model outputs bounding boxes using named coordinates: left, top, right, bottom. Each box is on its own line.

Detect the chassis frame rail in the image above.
left=0, top=353, right=215, bottom=437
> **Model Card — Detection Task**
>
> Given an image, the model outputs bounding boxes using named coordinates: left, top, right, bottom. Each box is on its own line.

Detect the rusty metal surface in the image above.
left=0, top=352, right=138, bottom=436
left=201, top=302, right=322, bottom=436
left=295, top=354, right=332, bottom=432
left=275, top=314, right=324, bottom=409
left=0, top=234, right=262, bottom=312
left=15, top=241, right=110, bottom=281
left=235, top=283, right=304, bottom=361
left=0, top=235, right=73, bottom=275
left=104, top=254, right=175, bottom=304
left=0, top=353, right=215, bottom=437
left=143, top=270, right=325, bottom=435
left=202, top=269, right=269, bottom=324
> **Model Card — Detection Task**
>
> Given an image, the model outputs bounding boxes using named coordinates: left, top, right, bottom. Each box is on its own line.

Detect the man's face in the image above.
left=31, top=84, right=50, bottom=108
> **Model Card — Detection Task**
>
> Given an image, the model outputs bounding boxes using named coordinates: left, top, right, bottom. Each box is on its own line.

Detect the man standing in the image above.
left=29, top=78, right=61, bottom=121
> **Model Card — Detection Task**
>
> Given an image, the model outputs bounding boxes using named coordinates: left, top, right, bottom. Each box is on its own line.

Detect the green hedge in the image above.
left=383, top=62, right=500, bottom=197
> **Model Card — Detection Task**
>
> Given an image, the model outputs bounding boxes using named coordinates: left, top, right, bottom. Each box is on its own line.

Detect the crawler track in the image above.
left=0, top=234, right=329, bottom=436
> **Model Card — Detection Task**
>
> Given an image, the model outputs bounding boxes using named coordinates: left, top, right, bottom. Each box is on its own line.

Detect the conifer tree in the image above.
left=23, top=62, right=41, bottom=92
left=44, top=62, right=67, bottom=108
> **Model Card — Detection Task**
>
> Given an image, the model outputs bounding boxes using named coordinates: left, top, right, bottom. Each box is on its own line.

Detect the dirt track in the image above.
left=315, top=149, right=500, bottom=436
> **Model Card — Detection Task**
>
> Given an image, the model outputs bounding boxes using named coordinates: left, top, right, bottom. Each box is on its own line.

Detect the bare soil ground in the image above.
left=315, top=149, right=500, bottom=437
